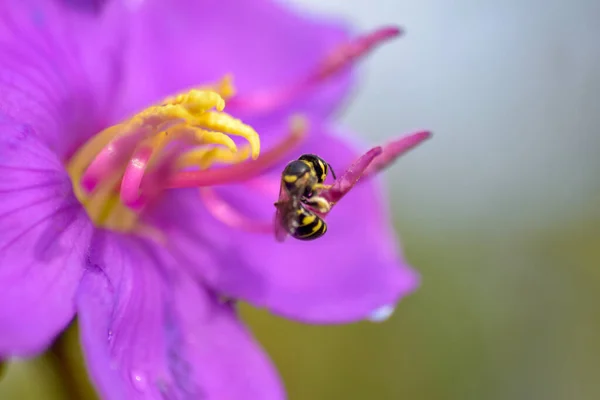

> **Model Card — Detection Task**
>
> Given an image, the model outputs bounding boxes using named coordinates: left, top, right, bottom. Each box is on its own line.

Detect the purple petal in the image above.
left=0, top=122, right=92, bottom=356
left=116, top=0, right=354, bottom=121
left=159, top=124, right=419, bottom=324
left=0, top=0, right=128, bottom=157
left=77, top=231, right=284, bottom=400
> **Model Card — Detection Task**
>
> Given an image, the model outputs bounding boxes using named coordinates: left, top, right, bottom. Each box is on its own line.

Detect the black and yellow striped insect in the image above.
left=274, top=154, right=336, bottom=242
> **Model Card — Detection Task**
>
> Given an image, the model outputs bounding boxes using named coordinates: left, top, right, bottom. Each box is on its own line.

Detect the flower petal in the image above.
left=0, top=0, right=128, bottom=355
left=160, top=123, right=420, bottom=323
left=117, top=0, right=354, bottom=121
left=0, top=121, right=92, bottom=356
left=0, top=0, right=128, bottom=156
left=77, top=232, right=284, bottom=400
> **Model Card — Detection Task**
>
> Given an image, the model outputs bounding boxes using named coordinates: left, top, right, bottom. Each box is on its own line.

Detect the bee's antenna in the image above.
left=329, top=163, right=337, bottom=180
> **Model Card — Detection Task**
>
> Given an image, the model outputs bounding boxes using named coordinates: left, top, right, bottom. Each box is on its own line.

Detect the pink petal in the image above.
left=77, top=231, right=284, bottom=400
left=0, top=0, right=130, bottom=157
left=0, top=124, right=92, bottom=356
left=0, top=0, right=129, bottom=355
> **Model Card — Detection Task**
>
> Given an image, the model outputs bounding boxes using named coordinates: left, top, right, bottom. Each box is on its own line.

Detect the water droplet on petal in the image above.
left=368, top=305, right=395, bottom=322
left=107, top=330, right=113, bottom=342
left=130, top=371, right=148, bottom=391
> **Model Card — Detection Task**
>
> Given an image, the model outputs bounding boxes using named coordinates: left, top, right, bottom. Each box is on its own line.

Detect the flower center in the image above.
left=66, top=78, right=265, bottom=232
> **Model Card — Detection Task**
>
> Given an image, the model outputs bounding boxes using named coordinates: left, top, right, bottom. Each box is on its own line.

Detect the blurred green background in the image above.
left=2, top=0, right=599, bottom=399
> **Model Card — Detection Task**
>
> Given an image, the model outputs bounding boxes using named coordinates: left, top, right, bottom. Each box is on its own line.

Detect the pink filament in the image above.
left=227, top=26, right=403, bottom=116
left=80, top=127, right=151, bottom=193
left=314, top=26, right=402, bottom=80
left=120, top=145, right=153, bottom=210
left=363, top=130, right=432, bottom=177
left=200, top=188, right=274, bottom=234
left=323, top=146, right=383, bottom=205
left=322, top=131, right=432, bottom=207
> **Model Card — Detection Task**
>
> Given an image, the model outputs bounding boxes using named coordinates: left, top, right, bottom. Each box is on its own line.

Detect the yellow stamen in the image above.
left=193, top=112, right=260, bottom=159
left=178, top=145, right=252, bottom=170
left=65, top=77, right=260, bottom=233
left=177, top=114, right=307, bottom=171
left=170, top=125, right=238, bottom=153
left=159, top=89, right=225, bottom=112
left=200, top=74, right=236, bottom=100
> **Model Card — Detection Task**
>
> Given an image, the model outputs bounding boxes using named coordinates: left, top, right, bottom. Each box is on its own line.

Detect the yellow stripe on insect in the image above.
left=301, top=214, right=317, bottom=226
left=312, top=219, right=324, bottom=233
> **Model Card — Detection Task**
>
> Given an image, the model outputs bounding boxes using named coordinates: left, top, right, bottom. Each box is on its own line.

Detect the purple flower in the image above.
left=0, top=0, right=429, bottom=398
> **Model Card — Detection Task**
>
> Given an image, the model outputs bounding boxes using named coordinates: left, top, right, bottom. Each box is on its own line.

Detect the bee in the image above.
left=274, top=154, right=336, bottom=242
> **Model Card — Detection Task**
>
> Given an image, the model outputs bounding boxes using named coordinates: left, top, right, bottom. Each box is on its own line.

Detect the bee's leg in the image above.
left=302, top=195, right=331, bottom=213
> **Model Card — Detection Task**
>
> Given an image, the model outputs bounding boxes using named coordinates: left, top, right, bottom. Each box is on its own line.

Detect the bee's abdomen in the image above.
left=292, top=207, right=327, bottom=240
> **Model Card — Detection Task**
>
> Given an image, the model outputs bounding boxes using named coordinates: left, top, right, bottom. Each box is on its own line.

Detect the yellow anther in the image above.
left=178, top=113, right=307, bottom=174
left=162, top=89, right=226, bottom=112
left=178, top=145, right=252, bottom=170
left=194, top=112, right=260, bottom=159
left=132, top=105, right=189, bottom=128
left=215, top=74, right=236, bottom=99
left=188, top=126, right=238, bottom=153
left=198, top=74, right=236, bottom=100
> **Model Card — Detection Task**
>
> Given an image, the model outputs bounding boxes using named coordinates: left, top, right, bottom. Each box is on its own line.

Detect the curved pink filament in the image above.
left=227, top=26, right=403, bottom=115
left=319, top=131, right=431, bottom=209
left=363, top=130, right=432, bottom=177
left=167, top=124, right=306, bottom=189
left=80, top=127, right=150, bottom=193
left=314, top=26, right=402, bottom=81
left=120, top=145, right=153, bottom=211
left=322, top=146, right=383, bottom=205
left=200, top=188, right=273, bottom=234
